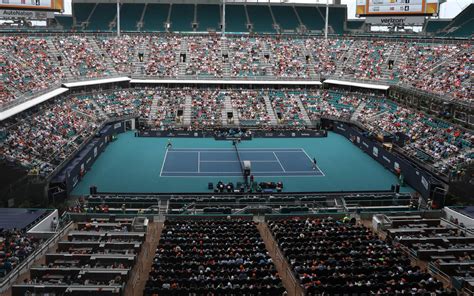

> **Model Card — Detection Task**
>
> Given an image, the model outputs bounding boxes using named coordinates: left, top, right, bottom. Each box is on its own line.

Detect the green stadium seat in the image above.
left=328, top=6, right=345, bottom=35
left=142, top=4, right=169, bottom=32
left=247, top=5, right=275, bottom=33
left=346, top=20, right=364, bottom=31
left=170, top=4, right=195, bottom=32
left=87, top=3, right=117, bottom=31
left=73, top=3, right=95, bottom=28
left=225, top=5, right=247, bottom=33
left=424, top=20, right=450, bottom=34
left=272, top=5, right=299, bottom=31
left=55, top=15, right=73, bottom=31
left=295, top=6, right=324, bottom=31
left=197, top=4, right=220, bottom=31
left=120, top=4, right=144, bottom=32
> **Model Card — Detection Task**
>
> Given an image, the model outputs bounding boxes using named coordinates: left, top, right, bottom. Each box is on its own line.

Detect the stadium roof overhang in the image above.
left=63, top=77, right=131, bottom=88
left=0, top=87, right=69, bottom=121
left=323, top=79, right=390, bottom=90
left=130, top=79, right=324, bottom=85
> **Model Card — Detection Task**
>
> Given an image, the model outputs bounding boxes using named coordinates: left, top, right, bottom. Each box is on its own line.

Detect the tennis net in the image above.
left=233, top=140, right=245, bottom=177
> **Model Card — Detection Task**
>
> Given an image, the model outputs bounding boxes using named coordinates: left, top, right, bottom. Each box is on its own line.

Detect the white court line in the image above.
left=300, top=148, right=326, bottom=177
left=160, top=175, right=323, bottom=178
left=171, top=148, right=303, bottom=150
left=167, top=150, right=297, bottom=153
left=161, top=171, right=321, bottom=174
left=159, top=148, right=169, bottom=177
left=199, top=160, right=278, bottom=163
left=272, top=152, right=286, bottom=173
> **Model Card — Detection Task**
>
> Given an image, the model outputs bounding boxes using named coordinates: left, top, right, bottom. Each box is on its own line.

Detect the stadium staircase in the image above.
left=261, top=45, right=274, bottom=77
left=183, top=95, right=192, bottom=126
left=256, top=222, right=305, bottom=296
left=295, top=97, right=312, bottom=126
left=380, top=42, right=401, bottom=81
left=221, top=38, right=231, bottom=77
left=178, top=39, right=188, bottom=77
left=292, top=6, right=305, bottom=32
left=88, top=98, right=109, bottom=119
left=126, top=221, right=163, bottom=296
left=267, top=5, right=279, bottom=33
left=148, top=95, right=160, bottom=125
left=244, top=5, right=251, bottom=32
left=301, top=46, right=318, bottom=79
left=425, top=46, right=466, bottom=78
left=222, top=96, right=239, bottom=126
left=335, top=41, right=356, bottom=76
left=90, top=40, right=118, bottom=76
left=134, top=40, right=148, bottom=76
left=350, top=102, right=367, bottom=121
left=46, top=39, right=75, bottom=80
left=263, top=95, right=278, bottom=125
left=136, top=3, right=148, bottom=31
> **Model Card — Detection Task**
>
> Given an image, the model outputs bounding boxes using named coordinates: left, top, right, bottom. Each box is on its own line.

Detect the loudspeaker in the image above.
left=208, top=182, right=214, bottom=190
left=89, top=186, right=97, bottom=195
left=391, top=184, right=395, bottom=192
left=395, top=184, right=400, bottom=193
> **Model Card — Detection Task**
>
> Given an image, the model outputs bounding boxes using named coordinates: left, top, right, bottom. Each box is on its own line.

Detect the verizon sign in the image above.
left=366, top=16, right=425, bottom=25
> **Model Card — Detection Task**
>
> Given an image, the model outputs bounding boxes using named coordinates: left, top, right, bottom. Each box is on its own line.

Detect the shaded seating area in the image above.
left=144, top=218, right=285, bottom=295
left=268, top=217, right=452, bottom=295
left=384, top=214, right=474, bottom=293
left=12, top=218, right=146, bottom=296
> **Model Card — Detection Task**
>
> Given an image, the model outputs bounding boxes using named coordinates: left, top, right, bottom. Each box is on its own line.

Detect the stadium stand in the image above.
left=247, top=5, right=275, bottom=33
left=170, top=4, right=195, bottom=32
left=442, top=4, right=474, bottom=37
left=225, top=4, right=249, bottom=32
left=1, top=87, right=471, bottom=178
left=295, top=6, right=325, bottom=32
left=11, top=217, right=146, bottom=296
left=197, top=4, right=221, bottom=32
left=86, top=3, right=116, bottom=32
left=0, top=3, right=473, bottom=296
left=119, top=3, right=144, bottom=32
left=144, top=218, right=285, bottom=295
left=54, top=15, right=73, bottom=31
left=141, top=4, right=169, bottom=32
left=268, top=216, right=455, bottom=295
left=272, top=5, right=300, bottom=32
left=72, top=3, right=96, bottom=30
left=424, top=19, right=451, bottom=35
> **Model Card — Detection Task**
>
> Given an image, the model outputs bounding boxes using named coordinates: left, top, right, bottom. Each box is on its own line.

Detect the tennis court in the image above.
left=160, top=148, right=324, bottom=177
left=71, top=131, right=413, bottom=194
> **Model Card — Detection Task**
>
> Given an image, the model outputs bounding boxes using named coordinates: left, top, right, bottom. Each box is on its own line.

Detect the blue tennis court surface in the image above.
left=160, top=148, right=324, bottom=177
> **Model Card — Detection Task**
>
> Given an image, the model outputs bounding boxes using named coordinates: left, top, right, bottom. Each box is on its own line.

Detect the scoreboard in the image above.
left=356, top=0, right=439, bottom=16
left=0, top=0, right=63, bottom=11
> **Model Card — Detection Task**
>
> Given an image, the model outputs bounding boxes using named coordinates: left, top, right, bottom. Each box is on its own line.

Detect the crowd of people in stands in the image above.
left=52, top=36, right=112, bottom=79
left=268, top=217, right=455, bottom=295
left=228, top=90, right=272, bottom=126
left=0, top=35, right=472, bottom=107
left=145, top=35, right=181, bottom=77
left=1, top=87, right=472, bottom=177
left=185, top=36, right=223, bottom=77
left=0, top=229, right=42, bottom=279
left=145, top=219, right=285, bottom=295
left=1, top=36, right=64, bottom=104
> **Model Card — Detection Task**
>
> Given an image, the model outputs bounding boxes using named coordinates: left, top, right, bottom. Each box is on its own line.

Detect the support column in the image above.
left=117, top=0, right=120, bottom=37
